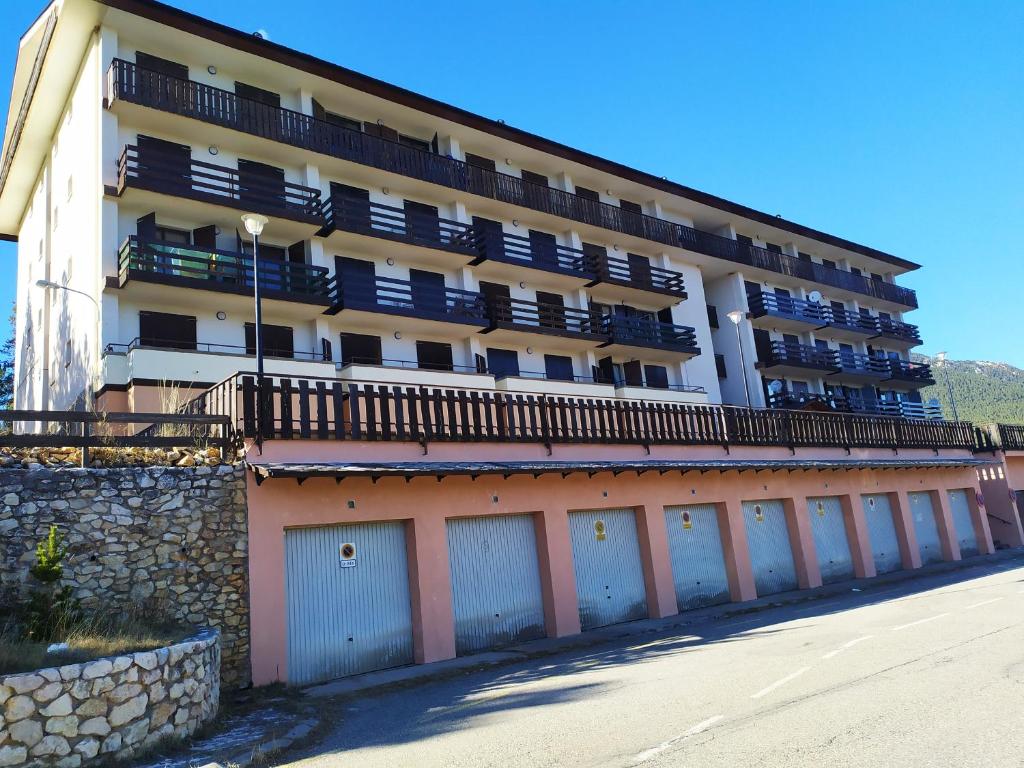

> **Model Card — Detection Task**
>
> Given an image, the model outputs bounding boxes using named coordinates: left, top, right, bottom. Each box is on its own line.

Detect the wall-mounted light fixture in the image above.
left=526, top=347, right=533, bottom=355
left=394, top=331, right=402, bottom=340
left=386, top=257, right=395, bottom=266
left=207, top=65, right=217, bottom=75
left=512, top=219, right=519, bottom=228
left=505, top=158, right=511, bottom=166
left=519, top=281, right=526, bottom=289
left=208, top=146, right=218, bottom=155
left=613, top=244, right=619, bottom=251
left=216, top=311, right=226, bottom=320
left=382, top=187, right=389, bottom=195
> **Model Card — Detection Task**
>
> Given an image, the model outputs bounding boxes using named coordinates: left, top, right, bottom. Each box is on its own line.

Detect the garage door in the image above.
left=664, top=504, right=731, bottom=610
left=862, top=494, right=903, bottom=574
left=807, top=497, right=854, bottom=584
left=947, top=490, right=979, bottom=557
left=742, top=500, right=798, bottom=596
left=447, top=514, right=546, bottom=655
left=909, top=491, right=943, bottom=565
left=568, top=509, right=648, bottom=630
left=285, top=521, right=413, bottom=685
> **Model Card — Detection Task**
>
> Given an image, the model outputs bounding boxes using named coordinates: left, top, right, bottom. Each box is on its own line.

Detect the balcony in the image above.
left=872, top=317, right=922, bottom=349
left=885, top=359, right=935, bottom=387
left=116, top=146, right=325, bottom=238
left=471, top=228, right=592, bottom=283
left=821, top=306, right=879, bottom=340
left=116, top=236, right=332, bottom=305
left=747, top=291, right=827, bottom=331
left=599, top=315, right=701, bottom=361
left=482, top=296, right=605, bottom=348
left=584, top=251, right=687, bottom=303
left=830, top=350, right=891, bottom=382
left=758, top=341, right=839, bottom=378
left=325, top=273, right=487, bottom=329
left=106, top=59, right=918, bottom=309
left=767, top=391, right=944, bottom=421
left=319, top=193, right=477, bottom=264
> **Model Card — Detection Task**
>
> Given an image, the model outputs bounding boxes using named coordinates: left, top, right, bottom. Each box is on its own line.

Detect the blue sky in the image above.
left=1, top=0, right=1021, bottom=362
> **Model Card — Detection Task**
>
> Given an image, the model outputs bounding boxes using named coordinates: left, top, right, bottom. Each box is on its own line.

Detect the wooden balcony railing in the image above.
left=601, top=315, right=700, bottom=355
left=827, top=306, right=879, bottom=335
left=117, top=236, right=332, bottom=302
left=874, top=317, right=922, bottom=346
left=183, top=373, right=976, bottom=451
left=116, top=144, right=324, bottom=226
left=585, top=252, right=687, bottom=299
left=747, top=291, right=828, bottom=324
left=485, top=296, right=604, bottom=341
left=107, top=59, right=918, bottom=308
left=472, top=228, right=591, bottom=279
left=320, top=194, right=477, bottom=256
left=834, top=350, right=891, bottom=378
left=886, top=359, right=935, bottom=385
left=326, top=273, right=487, bottom=325
left=762, top=341, right=839, bottom=371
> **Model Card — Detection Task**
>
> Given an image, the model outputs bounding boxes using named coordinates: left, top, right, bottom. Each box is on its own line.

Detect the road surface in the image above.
left=283, top=555, right=1024, bottom=767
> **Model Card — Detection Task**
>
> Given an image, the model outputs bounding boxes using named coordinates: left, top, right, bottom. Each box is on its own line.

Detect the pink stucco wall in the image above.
left=245, top=447, right=992, bottom=686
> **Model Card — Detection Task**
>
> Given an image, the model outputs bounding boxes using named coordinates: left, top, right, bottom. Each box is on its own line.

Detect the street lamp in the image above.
left=726, top=309, right=752, bottom=409
left=935, top=350, right=959, bottom=421
left=34, top=279, right=100, bottom=409
left=241, top=213, right=270, bottom=445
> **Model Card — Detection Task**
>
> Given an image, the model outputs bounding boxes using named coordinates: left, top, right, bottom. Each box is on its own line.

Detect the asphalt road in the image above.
left=285, top=555, right=1024, bottom=768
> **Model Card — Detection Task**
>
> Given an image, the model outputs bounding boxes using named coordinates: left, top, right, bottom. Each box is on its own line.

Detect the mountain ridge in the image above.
left=913, top=353, right=1024, bottom=424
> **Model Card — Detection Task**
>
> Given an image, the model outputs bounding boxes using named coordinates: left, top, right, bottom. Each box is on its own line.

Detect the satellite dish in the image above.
left=768, top=379, right=784, bottom=395
left=807, top=290, right=823, bottom=304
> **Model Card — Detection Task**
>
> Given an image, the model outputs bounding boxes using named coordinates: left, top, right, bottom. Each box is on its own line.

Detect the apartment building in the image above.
left=0, top=0, right=993, bottom=687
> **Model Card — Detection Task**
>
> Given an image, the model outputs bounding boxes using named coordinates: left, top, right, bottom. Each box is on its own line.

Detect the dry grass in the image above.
left=0, top=608, right=190, bottom=676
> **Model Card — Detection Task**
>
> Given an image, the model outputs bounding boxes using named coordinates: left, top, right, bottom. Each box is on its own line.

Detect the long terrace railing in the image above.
left=184, top=373, right=976, bottom=452
left=107, top=58, right=918, bottom=308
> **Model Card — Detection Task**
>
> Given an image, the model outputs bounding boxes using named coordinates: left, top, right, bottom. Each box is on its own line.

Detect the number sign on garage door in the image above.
left=285, top=521, right=414, bottom=685
left=447, top=514, right=547, bottom=655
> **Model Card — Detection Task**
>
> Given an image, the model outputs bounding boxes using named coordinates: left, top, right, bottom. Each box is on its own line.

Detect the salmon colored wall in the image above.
left=980, top=455, right=1024, bottom=547
left=246, top=461, right=991, bottom=686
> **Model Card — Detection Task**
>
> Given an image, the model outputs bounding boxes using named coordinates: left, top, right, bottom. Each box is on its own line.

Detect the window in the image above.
left=244, top=323, right=294, bottom=358
left=574, top=186, right=599, bottom=201
left=706, top=305, right=719, bottom=329
left=850, top=267, right=862, bottom=276
left=398, top=134, right=430, bottom=152
left=619, top=199, right=642, bottom=214
left=543, top=354, right=574, bottom=382
left=234, top=82, right=281, bottom=107
left=465, top=153, right=496, bottom=171
left=416, top=341, right=453, bottom=371
left=326, top=112, right=361, bottom=132
left=765, top=242, right=782, bottom=253
left=715, top=353, right=727, bottom=378
left=136, top=52, right=188, bottom=80
left=339, top=332, right=382, bottom=366
left=644, top=365, right=669, bottom=389
left=871, top=273, right=884, bottom=282
left=521, top=170, right=549, bottom=187
left=155, top=226, right=190, bottom=245
left=798, top=252, right=813, bottom=262
left=486, top=348, right=519, bottom=378
left=821, top=258, right=837, bottom=270
left=139, top=311, right=196, bottom=350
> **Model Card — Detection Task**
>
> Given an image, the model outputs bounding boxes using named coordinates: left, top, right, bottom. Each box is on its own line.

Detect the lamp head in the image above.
left=241, top=213, right=269, bottom=236
left=726, top=310, right=745, bottom=325
left=35, top=279, right=60, bottom=290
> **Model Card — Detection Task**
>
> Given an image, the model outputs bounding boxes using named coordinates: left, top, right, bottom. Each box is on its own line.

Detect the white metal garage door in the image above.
left=947, top=489, right=979, bottom=557
left=447, top=514, right=547, bottom=655
left=664, top=504, right=731, bottom=610
left=909, top=491, right=944, bottom=565
left=284, top=522, right=414, bottom=685
left=568, top=508, right=648, bottom=630
left=742, top=500, right=798, bottom=596
left=807, top=496, right=855, bottom=584
left=861, top=494, right=903, bottom=574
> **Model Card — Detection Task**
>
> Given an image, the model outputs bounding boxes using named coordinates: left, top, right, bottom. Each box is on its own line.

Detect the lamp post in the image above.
left=34, top=279, right=100, bottom=409
left=935, top=350, right=959, bottom=421
left=241, top=213, right=270, bottom=445
left=727, top=309, right=751, bottom=409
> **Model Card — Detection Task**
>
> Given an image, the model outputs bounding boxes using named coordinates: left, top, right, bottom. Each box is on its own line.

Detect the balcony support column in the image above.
left=437, top=135, right=464, bottom=162
left=555, top=172, right=574, bottom=194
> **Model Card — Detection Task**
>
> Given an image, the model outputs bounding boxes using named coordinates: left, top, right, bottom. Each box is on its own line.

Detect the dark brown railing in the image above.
left=886, top=359, right=934, bottom=385
left=472, top=228, right=591, bottom=279
left=485, top=297, right=604, bottom=341
left=762, top=341, right=839, bottom=371
left=326, top=272, right=488, bottom=325
left=183, top=373, right=975, bottom=451
left=107, top=59, right=918, bottom=308
left=974, top=423, right=1024, bottom=453
left=118, top=236, right=332, bottom=302
left=601, top=315, right=700, bottom=355
left=117, top=144, right=324, bottom=226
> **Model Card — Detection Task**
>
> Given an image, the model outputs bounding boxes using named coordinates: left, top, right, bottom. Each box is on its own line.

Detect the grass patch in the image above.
left=0, top=609, right=191, bottom=676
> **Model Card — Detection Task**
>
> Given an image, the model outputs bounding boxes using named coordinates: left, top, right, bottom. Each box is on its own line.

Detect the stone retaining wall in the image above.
left=0, top=466, right=249, bottom=686
left=0, top=630, right=219, bottom=768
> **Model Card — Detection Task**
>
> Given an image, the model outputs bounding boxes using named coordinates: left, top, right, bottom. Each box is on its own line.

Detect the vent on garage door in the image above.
left=285, top=522, right=413, bottom=685
left=664, top=504, right=731, bottom=610
left=447, top=515, right=546, bottom=655
left=568, top=509, right=648, bottom=630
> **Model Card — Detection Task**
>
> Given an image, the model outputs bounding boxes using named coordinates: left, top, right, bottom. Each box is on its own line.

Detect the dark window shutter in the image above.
left=521, top=169, right=549, bottom=187
left=139, top=311, right=196, bottom=350
left=657, top=307, right=674, bottom=325
left=234, top=82, right=281, bottom=107
left=136, top=52, right=187, bottom=80
left=597, top=356, right=615, bottom=384
left=410, top=268, right=446, bottom=311
left=644, top=365, right=669, bottom=389
left=364, top=122, right=399, bottom=142
left=404, top=200, right=440, bottom=243
left=311, top=98, right=326, bottom=122
left=575, top=186, right=599, bottom=201
left=245, top=323, right=294, bottom=358
left=623, top=360, right=643, bottom=387
left=544, top=354, right=574, bottom=382
left=706, top=304, right=719, bottom=329
left=416, top=341, right=454, bottom=371
left=821, top=259, right=837, bottom=269
left=321, top=337, right=333, bottom=362
left=287, top=241, right=306, bottom=264
left=627, top=253, right=652, bottom=287
left=619, top=199, right=642, bottom=214
left=465, top=153, right=496, bottom=171
left=191, top=225, right=216, bottom=249
left=486, top=348, right=519, bottom=378
left=535, top=291, right=566, bottom=329
left=715, top=354, right=728, bottom=378
left=398, top=135, right=430, bottom=152
left=798, top=252, right=813, bottom=261
left=137, top=212, right=157, bottom=241
left=744, top=280, right=760, bottom=297
left=339, top=332, right=382, bottom=366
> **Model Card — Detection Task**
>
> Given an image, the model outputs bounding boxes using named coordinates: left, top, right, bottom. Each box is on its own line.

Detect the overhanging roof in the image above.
left=0, top=0, right=919, bottom=271
left=247, top=457, right=992, bottom=484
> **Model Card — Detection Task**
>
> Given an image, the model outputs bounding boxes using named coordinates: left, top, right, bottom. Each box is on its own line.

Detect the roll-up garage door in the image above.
left=285, top=521, right=413, bottom=685
left=447, top=514, right=546, bottom=655
left=947, top=490, right=979, bottom=557
left=807, top=496, right=855, bottom=584
left=568, top=509, right=648, bottom=630
left=909, top=491, right=943, bottom=565
left=862, top=494, right=903, bottom=574
left=664, top=504, right=731, bottom=610
left=742, top=500, right=798, bottom=596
